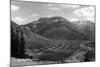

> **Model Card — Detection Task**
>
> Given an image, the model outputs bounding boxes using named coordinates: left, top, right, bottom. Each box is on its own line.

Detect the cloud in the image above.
left=12, top=17, right=27, bottom=25
left=58, top=4, right=80, bottom=9
left=11, top=5, right=19, bottom=11
left=69, top=18, right=79, bottom=21
left=43, top=4, right=62, bottom=11
left=48, top=7, right=62, bottom=11
left=14, top=17, right=23, bottom=22
left=74, top=6, right=95, bottom=22
left=46, top=14, right=57, bottom=17
left=25, top=13, right=39, bottom=22
left=31, top=14, right=39, bottom=17
left=43, top=4, right=80, bottom=11
left=30, top=14, right=39, bottom=20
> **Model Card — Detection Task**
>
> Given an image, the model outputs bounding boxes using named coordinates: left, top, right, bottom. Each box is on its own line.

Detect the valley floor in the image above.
left=10, top=56, right=83, bottom=66
left=10, top=57, right=58, bottom=66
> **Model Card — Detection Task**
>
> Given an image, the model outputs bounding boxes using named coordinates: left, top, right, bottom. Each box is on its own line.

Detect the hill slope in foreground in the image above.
left=11, top=16, right=95, bottom=66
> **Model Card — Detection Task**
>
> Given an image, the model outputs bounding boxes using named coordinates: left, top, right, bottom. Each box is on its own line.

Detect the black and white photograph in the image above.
left=10, top=0, right=95, bottom=66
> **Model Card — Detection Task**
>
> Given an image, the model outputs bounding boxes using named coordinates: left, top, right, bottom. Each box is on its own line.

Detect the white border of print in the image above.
left=0, top=0, right=99, bottom=67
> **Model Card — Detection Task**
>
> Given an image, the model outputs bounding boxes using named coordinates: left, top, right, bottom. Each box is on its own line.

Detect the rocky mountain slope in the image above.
left=24, top=16, right=95, bottom=41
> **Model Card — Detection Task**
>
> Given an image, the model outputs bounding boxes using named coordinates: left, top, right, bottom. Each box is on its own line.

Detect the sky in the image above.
left=11, top=0, right=95, bottom=25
